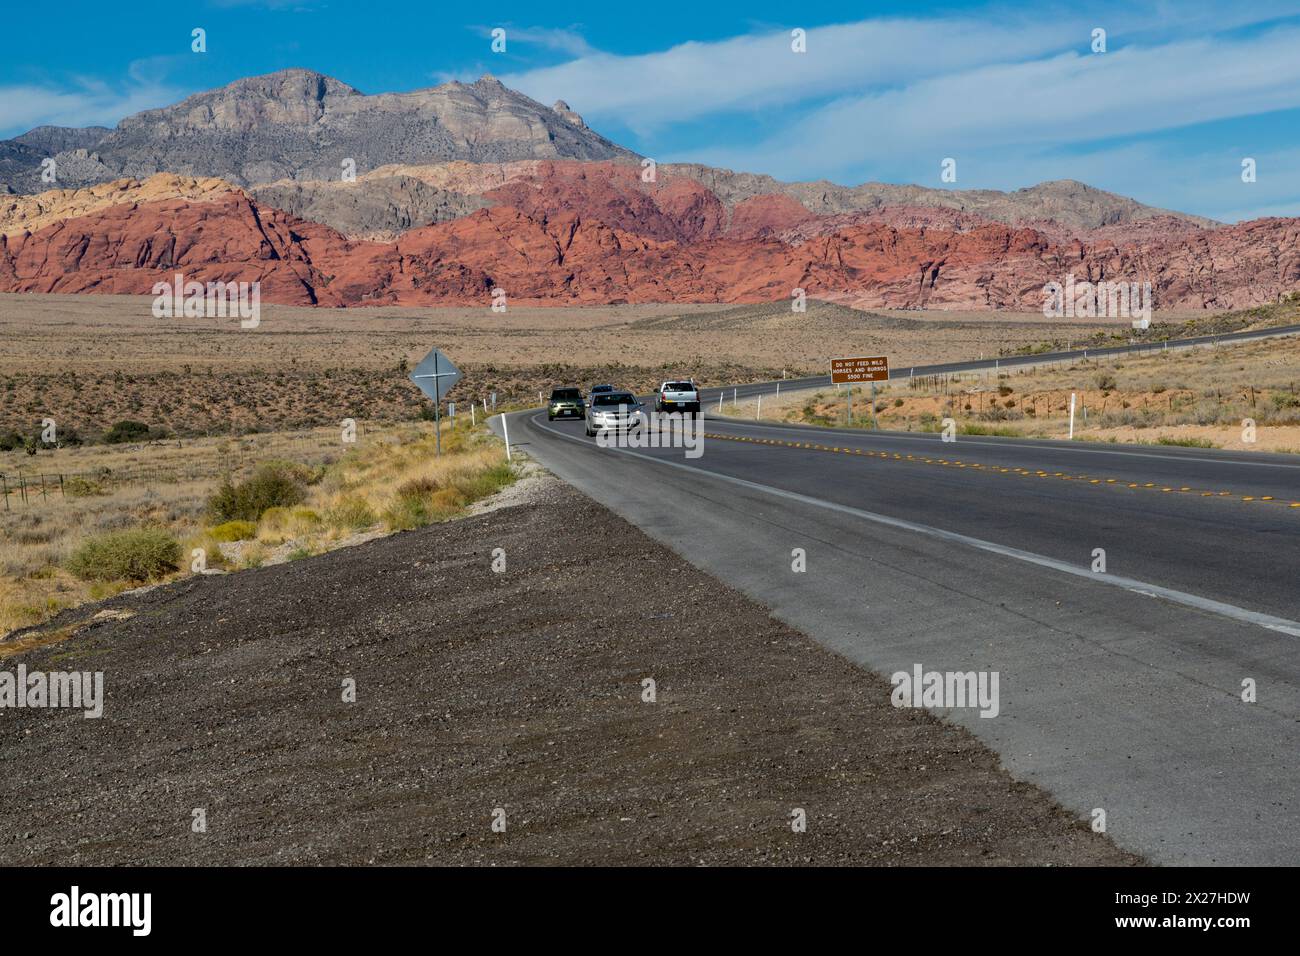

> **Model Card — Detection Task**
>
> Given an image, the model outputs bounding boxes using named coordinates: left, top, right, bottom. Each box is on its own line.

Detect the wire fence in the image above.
left=0, top=428, right=387, bottom=512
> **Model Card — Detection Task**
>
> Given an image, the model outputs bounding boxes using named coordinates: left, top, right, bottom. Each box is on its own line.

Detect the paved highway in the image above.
left=496, top=401, right=1300, bottom=864
left=693, top=320, right=1300, bottom=406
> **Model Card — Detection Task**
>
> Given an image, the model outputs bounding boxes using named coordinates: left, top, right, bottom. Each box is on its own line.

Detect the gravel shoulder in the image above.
left=0, top=474, right=1139, bottom=865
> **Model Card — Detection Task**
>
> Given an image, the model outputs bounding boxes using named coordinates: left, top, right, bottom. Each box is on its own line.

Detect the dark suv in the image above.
left=548, top=387, right=586, bottom=421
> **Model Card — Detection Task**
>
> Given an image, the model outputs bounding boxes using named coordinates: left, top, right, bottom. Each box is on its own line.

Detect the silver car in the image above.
left=584, top=392, right=644, bottom=436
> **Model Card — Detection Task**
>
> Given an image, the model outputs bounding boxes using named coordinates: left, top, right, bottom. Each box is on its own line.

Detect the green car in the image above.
left=548, top=387, right=586, bottom=421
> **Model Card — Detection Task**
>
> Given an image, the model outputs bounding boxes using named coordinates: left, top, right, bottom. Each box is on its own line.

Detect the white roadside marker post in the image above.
left=471, top=403, right=476, bottom=427
left=756, top=394, right=762, bottom=420
left=1069, top=392, right=1077, bottom=440
left=502, top=413, right=512, bottom=462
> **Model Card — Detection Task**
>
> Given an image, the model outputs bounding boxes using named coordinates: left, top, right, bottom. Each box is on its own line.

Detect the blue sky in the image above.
left=3, top=0, right=1299, bottom=222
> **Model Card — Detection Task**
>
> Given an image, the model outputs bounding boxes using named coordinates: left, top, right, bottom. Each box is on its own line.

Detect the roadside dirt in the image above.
left=0, top=476, right=1139, bottom=866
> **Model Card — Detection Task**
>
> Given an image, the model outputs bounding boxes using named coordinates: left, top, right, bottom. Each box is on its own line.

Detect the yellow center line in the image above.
left=703, top=431, right=1290, bottom=512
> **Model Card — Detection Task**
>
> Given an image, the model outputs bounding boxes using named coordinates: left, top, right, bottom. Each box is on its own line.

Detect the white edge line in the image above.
left=523, top=412, right=1300, bottom=639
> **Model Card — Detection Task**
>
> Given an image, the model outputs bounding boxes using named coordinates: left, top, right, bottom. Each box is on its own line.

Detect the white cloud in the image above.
left=492, top=25, right=595, bottom=58
left=0, top=63, right=182, bottom=136
left=502, top=4, right=1300, bottom=131
left=504, top=16, right=1088, bottom=132
left=670, top=19, right=1300, bottom=213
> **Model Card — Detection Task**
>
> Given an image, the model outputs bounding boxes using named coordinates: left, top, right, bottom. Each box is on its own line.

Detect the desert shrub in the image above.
left=187, top=533, right=230, bottom=571
left=102, top=420, right=155, bottom=444
left=1157, top=435, right=1217, bottom=448
left=208, top=462, right=309, bottom=522
left=447, top=462, right=515, bottom=502
left=960, top=423, right=1023, bottom=437
left=383, top=493, right=434, bottom=531
left=0, top=429, right=23, bottom=451
left=258, top=506, right=291, bottom=530
left=1094, top=372, right=1118, bottom=391
left=209, top=520, right=257, bottom=542
left=66, top=528, right=180, bottom=582
left=289, top=507, right=322, bottom=530
left=64, top=475, right=109, bottom=497
left=398, top=476, right=441, bottom=497
left=325, top=496, right=376, bottom=532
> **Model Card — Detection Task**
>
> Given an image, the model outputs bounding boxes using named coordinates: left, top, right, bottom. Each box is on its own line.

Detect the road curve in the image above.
left=692, top=320, right=1300, bottom=406
left=495, top=407, right=1300, bottom=865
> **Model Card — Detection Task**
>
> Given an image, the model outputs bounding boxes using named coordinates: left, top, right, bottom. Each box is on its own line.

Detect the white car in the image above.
left=585, top=391, right=644, bottom=436
left=655, top=379, right=700, bottom=414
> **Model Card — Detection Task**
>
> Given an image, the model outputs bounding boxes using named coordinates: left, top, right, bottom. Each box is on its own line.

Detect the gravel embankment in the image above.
left=0, top=477, right=1139, bottom=865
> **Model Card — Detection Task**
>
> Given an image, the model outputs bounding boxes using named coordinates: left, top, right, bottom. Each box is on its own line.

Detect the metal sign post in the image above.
left=831, top=356, right=889, bottom=428
left=409, top=346, right=463, bottom=457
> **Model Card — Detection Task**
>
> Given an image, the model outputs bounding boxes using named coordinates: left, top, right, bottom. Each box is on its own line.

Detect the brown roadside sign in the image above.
left=830, top=355, right=889, bottom=384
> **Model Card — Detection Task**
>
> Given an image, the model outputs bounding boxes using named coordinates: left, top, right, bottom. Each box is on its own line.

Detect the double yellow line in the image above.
left=704, top=432, right=1300, bottom=510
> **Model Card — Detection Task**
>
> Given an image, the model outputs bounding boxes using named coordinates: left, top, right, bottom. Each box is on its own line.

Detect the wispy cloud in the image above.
left=0, top=60, right=183, bottom=136
left=695, top=24, right=1300, bottom=180
left=472, top=24, right=595, bottom=58
left=504, top=16, right=1087, bottom=132
left=500, top=3, right=1300, bottom=219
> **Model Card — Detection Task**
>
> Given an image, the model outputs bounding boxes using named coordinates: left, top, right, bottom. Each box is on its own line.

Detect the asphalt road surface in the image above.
left=498, top=407, right=1300, bottom=865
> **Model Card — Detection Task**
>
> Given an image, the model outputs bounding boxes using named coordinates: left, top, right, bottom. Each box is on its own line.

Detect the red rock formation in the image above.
left=1, top=190, right=1296, bottom=311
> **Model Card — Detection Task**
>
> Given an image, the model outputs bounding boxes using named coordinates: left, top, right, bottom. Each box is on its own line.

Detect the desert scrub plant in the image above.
left=208, top=461, right=309, bottom=522
left=103, top=420, right=167, bottom=444
left=208, top=520, right=257, bottom=542
left=382, top=492, right=435, bottom=531
left=380, top=476, right=443, bottom=530
left=325, top=496, right=377, bottom=532
left=186, top=532, right=231, bottom=571
left=255, top=505, right=323, bottom=543
left=446, top=461, right=515, bottom=502
left=960, top=423, right=1024, bottom=437
left=65, top=528, right=181, bottom=583
left=64, top=475, right=110, bottom=497
left=1156, top=435, right=1218, bottom=448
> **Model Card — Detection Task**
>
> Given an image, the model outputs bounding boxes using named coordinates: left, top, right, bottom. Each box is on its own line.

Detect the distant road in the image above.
left=499, top=332, right=1300, bottom=864
left=695, top=321, right=1300, bottom=405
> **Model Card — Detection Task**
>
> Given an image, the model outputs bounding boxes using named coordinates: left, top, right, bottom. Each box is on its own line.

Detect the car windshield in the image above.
left=664, top=382, right=694, bottom=391
left=591, top=394, right=635, bottom=407
left=590, top=385, right=614, bottom=393
left=551, top=389, right=581, bottom=400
